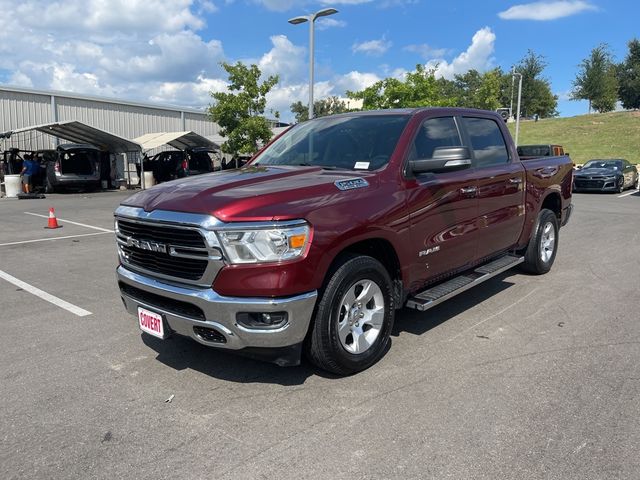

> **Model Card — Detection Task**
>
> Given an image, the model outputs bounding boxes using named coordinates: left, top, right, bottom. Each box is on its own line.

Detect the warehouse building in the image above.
left=0, top=85, right=222, bottom=152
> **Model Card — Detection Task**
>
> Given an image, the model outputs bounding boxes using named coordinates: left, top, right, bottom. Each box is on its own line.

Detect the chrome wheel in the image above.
left=539, top=222, right=555, bottom=263
left=337, top=279, right=385, bottom=355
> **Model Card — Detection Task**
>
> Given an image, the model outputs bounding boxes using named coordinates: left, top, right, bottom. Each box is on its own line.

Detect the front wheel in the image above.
left=522, top=209, right=559, bottom=275
left=306, top=255, right=395, bottom=375
left=617, top=177, right=625, bottom=193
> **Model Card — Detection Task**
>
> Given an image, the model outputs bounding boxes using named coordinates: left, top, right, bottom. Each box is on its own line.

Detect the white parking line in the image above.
left=617, top=190, right=638, bottom=198
left=0, top=269, right=92, bottom=317
left=24, top=212, right=114, bottom=232
left=0, top=232, right=111, bottom=247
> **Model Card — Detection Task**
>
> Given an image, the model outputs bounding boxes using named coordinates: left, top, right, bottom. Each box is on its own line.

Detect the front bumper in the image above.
left=573, top=178, right=619, bottom=191
left=117, top=265, right=317, bottom=355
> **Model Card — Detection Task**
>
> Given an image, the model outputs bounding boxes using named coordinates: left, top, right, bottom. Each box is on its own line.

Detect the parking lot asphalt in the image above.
left=1, top=188, right=639, bottom=480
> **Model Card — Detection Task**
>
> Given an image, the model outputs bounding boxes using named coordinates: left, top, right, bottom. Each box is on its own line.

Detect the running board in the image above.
left=405, top=254, right=524, bottom=311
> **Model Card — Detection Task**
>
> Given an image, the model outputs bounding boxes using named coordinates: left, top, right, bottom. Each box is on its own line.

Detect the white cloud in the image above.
left=425, top=27, right=496, bottom=79
left=404, top=43, right=448, bottom=60
left=498, top=1, right=597, bottom=21
left=258, top=35, right=306, bottom=84
left=316, top=18, right=347, bottom=30
left=352, top=37, right=392, bottom=56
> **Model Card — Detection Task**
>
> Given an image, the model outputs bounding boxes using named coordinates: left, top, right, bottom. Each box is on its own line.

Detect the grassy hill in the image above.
left=507, top=110, right=640, bottom=165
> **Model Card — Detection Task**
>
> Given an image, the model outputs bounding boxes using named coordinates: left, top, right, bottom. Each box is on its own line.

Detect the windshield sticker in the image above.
left=335, top=178, right=369, bottom=191
left=354, top=161, right=370, bottom=170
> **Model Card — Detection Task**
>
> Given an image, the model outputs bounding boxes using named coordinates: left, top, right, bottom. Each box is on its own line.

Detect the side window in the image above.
left=463, top=117, right=510, bottom=167
left=409, top=117, right=461, bottom=160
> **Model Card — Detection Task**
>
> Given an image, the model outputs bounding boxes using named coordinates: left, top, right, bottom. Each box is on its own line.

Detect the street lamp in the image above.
left=512, top=72, right=523, bottom=147
left=288, top=7, right=338, bottom=120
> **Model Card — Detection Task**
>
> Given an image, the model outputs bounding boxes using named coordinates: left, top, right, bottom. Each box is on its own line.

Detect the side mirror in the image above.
left=409, top=146, right=472, bottom=174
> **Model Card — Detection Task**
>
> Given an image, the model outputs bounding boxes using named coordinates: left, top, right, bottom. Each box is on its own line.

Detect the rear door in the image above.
left=461, top=116, right=526, bottom=261
left=405, top=115, right=479, bottom=286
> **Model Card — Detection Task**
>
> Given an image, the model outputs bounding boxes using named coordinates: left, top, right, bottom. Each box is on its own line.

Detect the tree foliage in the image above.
left=208, top=62, right=279, bottom=155
left=572, top=44, right=618, bottom=113
left=290, top=96, right=350, bottom=123
left=617, top=38, right=640, bottom=110
left=346, top=64, right=448, bottom=110
left=513, top=50, right=558, bottom=118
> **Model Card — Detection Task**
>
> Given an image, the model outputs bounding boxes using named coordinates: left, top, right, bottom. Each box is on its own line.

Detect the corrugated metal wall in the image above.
left=0, top=87, right=218, bottom=152
left=0, top=90, right=53, bottom=150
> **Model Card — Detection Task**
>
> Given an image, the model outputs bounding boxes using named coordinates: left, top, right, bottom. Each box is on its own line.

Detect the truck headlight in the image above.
left=216, top=222, right=311, bottom=264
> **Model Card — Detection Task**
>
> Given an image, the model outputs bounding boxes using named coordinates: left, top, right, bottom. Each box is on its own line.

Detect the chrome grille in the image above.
left=115, top=212, right=224, bottom=286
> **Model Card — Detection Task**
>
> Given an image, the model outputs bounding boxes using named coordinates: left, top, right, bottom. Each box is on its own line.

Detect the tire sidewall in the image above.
left=533, top=210, right=559, bottom=274
left=317, top=257, right=395, bottom=373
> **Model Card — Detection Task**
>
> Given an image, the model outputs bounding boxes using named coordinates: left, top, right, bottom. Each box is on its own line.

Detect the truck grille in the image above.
left=117, top=219, right=205, bottom=248
left=116, top=218, right=215, bottom=282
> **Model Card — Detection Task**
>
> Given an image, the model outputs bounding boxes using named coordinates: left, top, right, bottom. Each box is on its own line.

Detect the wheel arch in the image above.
left=322, top=236, right=405, bottom=308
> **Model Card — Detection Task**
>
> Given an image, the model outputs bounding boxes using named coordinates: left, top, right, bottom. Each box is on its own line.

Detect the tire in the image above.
left=521, top=209, right=559, bottom=275
left=634, top=174, right=639, bottom=190
left=306, top=255, right=395, bottom=375
left=617, top=177, right=625, bottom=193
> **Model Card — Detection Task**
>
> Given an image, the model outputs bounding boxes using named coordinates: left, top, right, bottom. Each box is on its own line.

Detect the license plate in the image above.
left=138, top=307, right=165, bottom=339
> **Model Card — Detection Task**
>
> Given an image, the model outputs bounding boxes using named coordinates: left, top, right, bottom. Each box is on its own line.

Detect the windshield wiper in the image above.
left=295, top=163, right=340, bottom=170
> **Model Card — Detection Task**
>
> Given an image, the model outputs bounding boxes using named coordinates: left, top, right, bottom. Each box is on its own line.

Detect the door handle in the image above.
left=508, top=177, right=523, bottom=184
left=460, top=186, right=478, bottom=197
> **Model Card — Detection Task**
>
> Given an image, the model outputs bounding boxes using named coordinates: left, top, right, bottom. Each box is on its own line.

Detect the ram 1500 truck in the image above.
left=115, top=108, right=573, bottom=375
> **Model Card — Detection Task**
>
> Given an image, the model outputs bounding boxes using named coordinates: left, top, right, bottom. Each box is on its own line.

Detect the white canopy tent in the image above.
left=133, top=131, right=219, bottom=152
left=0, top=120, right=142, bottom=154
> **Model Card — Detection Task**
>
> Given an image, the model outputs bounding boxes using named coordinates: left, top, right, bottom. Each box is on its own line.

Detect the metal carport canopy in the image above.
left=1, top=120, right=142, bottom=153
left=133, top=131, right=219, bottom=151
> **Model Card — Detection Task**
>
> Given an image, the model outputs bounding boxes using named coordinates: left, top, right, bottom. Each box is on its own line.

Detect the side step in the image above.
left=405, top=254, right=524, bottom=311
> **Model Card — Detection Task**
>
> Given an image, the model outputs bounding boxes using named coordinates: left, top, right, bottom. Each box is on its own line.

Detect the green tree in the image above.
left=572, top=44, right=618, bottom=113
left=453, top=68, right=504, bottom=110
left=617, top=38, right=640, bottom=110
left=513, top=50, right=558, bottom=118
left=207, top=62, right=279, bottom=155
left=290, top=96, right=350, bottom=123
left=346, top=64, right=449, bottom=109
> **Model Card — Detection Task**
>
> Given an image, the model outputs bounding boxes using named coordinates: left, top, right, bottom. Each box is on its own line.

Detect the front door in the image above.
left=405, top=116, right=479, bottom=291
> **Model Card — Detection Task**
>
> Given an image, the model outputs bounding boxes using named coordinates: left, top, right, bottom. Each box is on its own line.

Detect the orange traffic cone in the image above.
left=44, top=208, right=62, bottom=229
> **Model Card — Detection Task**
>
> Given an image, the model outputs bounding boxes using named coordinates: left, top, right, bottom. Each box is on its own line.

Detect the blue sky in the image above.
left=0, top=0, right=637, bottom=121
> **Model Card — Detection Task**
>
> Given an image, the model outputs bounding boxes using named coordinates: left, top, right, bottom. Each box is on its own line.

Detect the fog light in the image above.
left=236, top=312, right=288, bottom=330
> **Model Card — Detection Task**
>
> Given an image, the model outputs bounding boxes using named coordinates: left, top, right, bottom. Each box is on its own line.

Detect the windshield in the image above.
left=255, top=114, right=410, bottom=171
left=583, top=160, right=622, bottom=170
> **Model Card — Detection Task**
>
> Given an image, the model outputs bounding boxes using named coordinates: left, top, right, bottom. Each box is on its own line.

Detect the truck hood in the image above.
left=122, top=165, right=377, bottom=222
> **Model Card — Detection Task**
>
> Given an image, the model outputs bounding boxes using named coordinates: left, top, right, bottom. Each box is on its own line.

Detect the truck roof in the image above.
left=327, top=107, right=504, bottom=119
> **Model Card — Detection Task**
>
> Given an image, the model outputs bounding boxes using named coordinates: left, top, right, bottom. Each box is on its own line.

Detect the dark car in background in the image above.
left=146, top=147, right=221, bottom=183
left=573, top=159, right=638, bottom=193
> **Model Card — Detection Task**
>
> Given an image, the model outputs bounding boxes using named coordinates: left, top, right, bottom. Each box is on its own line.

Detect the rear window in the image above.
left=463, top=117, right=509, bottom=167
left=517, top=145, right=551, bottom=157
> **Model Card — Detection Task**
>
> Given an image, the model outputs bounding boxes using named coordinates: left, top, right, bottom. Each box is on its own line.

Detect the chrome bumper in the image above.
left=117, top=266, right=317, bottom=351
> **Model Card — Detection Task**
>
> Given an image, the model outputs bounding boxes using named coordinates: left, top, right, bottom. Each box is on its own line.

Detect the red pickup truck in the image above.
left=115, top=108, right=573, bottom=375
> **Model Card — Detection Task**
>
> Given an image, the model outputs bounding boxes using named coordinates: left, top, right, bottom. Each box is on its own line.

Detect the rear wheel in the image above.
left=634, top=174, right=639, bottom=190
left=306, top=255, right=395, bottom=375
left=522, top=209, right=559, bottom=275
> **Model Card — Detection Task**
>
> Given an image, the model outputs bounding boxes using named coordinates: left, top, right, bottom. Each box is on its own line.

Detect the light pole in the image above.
left=512, top=72, right=523, bottom=147
left=288, top=7, right=338, bottom=120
